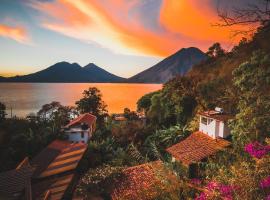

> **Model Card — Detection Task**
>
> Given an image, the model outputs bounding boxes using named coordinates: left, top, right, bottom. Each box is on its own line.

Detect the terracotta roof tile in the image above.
left=32, top=173, right=74, bottom=200
left=32, top=140, right=87, bottom=178
left=166, top=131, right=230, bottom=166
left=0, top=162, right=34, bottom=200
left=111, top=161, right=179, bottom=200
left=65, top=113, right=96, bottom=128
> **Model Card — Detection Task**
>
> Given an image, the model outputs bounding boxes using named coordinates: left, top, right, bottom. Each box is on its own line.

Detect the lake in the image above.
left=0, top=83, right=162, bottom=117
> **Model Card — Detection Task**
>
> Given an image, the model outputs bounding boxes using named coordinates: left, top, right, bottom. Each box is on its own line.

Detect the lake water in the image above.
left=0, top=83, right=162, bottom=117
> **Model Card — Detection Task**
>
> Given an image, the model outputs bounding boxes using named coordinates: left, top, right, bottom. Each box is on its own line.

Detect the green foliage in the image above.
left=144, top=125, right=189, bottom=160
left=137, top=91, right=160, bottom=113
left=76, top=87, right=108, bottom=125
left=206, top=42, right=225, bottom=58
left=0, top=102, right=6, bottom=122
left=123, top=107, right=139, bottom=120
left=76, top=165, right=124, bottom=199
left=231, top=51, right=270, bottom=147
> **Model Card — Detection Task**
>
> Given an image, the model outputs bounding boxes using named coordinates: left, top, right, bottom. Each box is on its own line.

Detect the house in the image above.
left=64, top=113, right=97, bottom=143
left=111, top=161, right=179, bottom=200
left=0, top=140, right=87, bottom=200
left=166, top=107, right=232, bottom=177
left=198, top=107, right=233, bottom=139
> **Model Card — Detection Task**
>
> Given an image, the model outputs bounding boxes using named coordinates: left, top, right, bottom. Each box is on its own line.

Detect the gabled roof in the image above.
left=198, top=110, right=233, bottom=122
left=166, top=131, right=230, bottom=166
left=65, top=113, right=96, bottom=128
left=32, top=140, right=87, bottom=178
left=111, top=161, right=179, bottom=200
left=0, top=158, right=34, bottom=200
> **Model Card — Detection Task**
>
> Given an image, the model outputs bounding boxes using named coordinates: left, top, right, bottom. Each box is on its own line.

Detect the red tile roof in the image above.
left=166, top=131, right=230, bottom=166
left=65, top=113, right=96, bottom=128
left=32, top=173, right=74, bottom=200
left=0, top=159, right=34, bottom=200
left=198, top=111, right=233, bottom=122
left=32, top=140, right=87, bottom=178
left=111, top=161, right=179, bottom=200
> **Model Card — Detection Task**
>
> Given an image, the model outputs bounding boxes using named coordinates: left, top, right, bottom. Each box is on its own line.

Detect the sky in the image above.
left=0, top=0, right=249, bottom=78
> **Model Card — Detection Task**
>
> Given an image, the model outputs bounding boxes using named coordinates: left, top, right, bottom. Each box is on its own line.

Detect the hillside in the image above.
left=0, top=62, right=125, bottom=83
left=128, top=47, right=207, bottom=83
left=187, top=25, right=270, bottom=82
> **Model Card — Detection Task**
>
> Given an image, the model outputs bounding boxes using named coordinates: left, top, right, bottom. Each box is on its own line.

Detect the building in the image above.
left=111, top=161, right=179, bottom=200
left=64, top=113, right=97, bottom=143
left=198, top=107, right=233, bottom=139
left=0, top=140, right=87, bottom=200
left=166, top=108, right=232, bottom=177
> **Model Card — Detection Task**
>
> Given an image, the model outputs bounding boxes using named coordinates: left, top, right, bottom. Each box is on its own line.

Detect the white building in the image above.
left=64, top=113, right=97, bottom=143
left=198, top=107, right=233, bottom=139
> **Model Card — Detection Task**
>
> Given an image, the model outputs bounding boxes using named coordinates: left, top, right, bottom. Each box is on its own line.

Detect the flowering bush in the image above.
left=260, top=176, right=270, bottom=189
left=195, top=192, right=207, bottom=200
left=244, top=142, right=270, bottom=159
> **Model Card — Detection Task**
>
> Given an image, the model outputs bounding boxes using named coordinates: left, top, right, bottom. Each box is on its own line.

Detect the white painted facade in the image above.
left=199, top=115, right=231, bottom=139
left=65, top=126, right=93, bottom=143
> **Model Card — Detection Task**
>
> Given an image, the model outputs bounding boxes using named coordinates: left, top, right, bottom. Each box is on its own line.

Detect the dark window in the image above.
left=201, top=117, right=208, bottom=125
left=81, top=132, right=84, bottom=138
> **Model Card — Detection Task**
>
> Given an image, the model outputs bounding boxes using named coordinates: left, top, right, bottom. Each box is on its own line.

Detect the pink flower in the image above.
left=260, top=176, right=270, bottom=189
left=206, top=181, right=219, bottom=191
left=244, top=142, right=270, bottom=159
left=266, top=194, right=270, bottom=200
left=195, top=192, right=207, bottom=200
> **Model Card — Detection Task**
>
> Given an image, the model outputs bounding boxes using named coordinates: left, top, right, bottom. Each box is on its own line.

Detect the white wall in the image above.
left=68, top=131, right=89, bottom=143
left=199, top=116, right=231, bottom=139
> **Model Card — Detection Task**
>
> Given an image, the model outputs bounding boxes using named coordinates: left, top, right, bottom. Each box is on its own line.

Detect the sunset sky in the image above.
left=0, top=0, right=249, bottom=78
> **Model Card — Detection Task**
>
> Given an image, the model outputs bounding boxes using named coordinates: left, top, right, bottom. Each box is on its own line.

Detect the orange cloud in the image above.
left=160, top=0, right=244, bottom=43
left=0, top=24, right=30, bottom=44
left=30, top=0, right=244, bottom=57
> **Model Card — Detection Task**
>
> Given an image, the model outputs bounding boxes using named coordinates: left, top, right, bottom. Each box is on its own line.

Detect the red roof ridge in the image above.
left=65, top=113, right=96, bottom=128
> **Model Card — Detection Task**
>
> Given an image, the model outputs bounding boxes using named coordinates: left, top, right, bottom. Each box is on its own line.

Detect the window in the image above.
left=201, top=117, right=208, bottom=125
left=81, top=132, right=84, bottom=138
left=208, top=118, right=214, bottom=124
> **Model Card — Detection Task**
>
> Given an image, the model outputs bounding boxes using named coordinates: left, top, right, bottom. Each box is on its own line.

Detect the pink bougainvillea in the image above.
left=260, top=176, right=270, bottom=189
left=244, top=142, right=270, bottom=159
left=195, top=192, right=207, bottom=200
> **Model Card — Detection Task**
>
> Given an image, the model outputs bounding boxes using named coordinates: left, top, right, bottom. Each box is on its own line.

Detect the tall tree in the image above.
left=231, top=51, right=270, bottom=146
left=76, top=87, right=108, bottom=125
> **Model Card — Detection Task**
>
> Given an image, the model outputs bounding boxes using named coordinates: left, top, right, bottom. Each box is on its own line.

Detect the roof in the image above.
left=198, top=110, right=233, bottom=122
left=32, top=173, right=74, bottom=200
left=65, top=113, right=96, bottom=128
left=0, top=159, right=34, bottom=200
left=111, top=161, right=179, bottom=200
left=166, top=131, right=230, bottom=166
left=31, top=140, right=87, bottom=178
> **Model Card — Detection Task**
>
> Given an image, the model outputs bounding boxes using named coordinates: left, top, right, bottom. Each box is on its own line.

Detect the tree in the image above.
left=76, top=87, right=108, bottom=125
left=231, top=51, right=270, bottom=147
left=0, top=102, right=6, bottom=122
left=123, top=108, right=138, bottom=121
left=206, top=43, right=225, bottom=58
left=137, top=91, right=160, bottom=113
left=217, top=0, right=270, bottom=36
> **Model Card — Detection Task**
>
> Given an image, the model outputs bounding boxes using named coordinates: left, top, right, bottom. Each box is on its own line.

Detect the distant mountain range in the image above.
left=0, top=62, right=125, bottom=83
left=0, top=47, right=207, bottom=83
left=128, top=47, right=207, bottom=83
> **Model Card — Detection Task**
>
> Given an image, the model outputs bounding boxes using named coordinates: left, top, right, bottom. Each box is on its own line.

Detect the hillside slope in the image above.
left=128, top=47, right=207, bottom=83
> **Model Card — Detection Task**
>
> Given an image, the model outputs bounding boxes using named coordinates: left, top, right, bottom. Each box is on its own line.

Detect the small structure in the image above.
left=166, top=108, right=233, bottom=177
left=111, top=161, right=179, bottom=200
left=64, top=113, right=97, bottom=143
left=198, top=107, right=233, bottom=139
